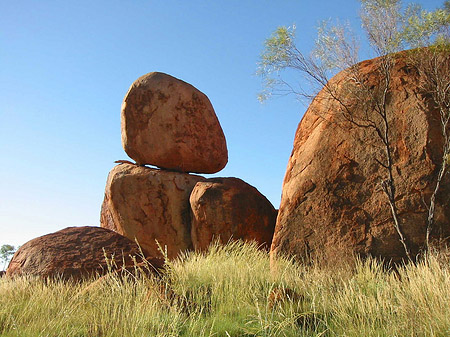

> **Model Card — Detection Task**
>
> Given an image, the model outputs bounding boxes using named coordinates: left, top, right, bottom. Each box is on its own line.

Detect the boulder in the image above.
left=190, top=177, right=277, bottom=251
left=121, top=72, right=228, bottom=174
left=101, top=163, right=205, bottom=259
left=271, top=51, right=450, bottom=264
left=5, top=226, right=154, bottom=280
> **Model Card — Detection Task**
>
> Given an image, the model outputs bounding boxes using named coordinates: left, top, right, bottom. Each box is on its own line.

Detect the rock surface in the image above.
left=101, top=163, right=205, bottom=259
left=5, top=226, right=150, bottom=280
left=121, top=72, right=228, bottom=173
left=271, top=51, right=450, bottom=263
left=190, top=177, right=277, bottom=251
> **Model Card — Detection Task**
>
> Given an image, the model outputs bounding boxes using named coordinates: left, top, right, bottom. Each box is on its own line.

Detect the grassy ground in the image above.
left=0, top=241, right=449, bottom=336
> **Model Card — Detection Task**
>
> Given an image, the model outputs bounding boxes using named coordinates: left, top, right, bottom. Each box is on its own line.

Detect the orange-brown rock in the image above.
left=5, top=226, right=151, bottom=280
left=271, top=51, right=450, bottom=264
left=190, top=178, right=277, bottom=251
left=101, top=163, right=205, bottom=259
left=121, top=72, right=228, bottom=174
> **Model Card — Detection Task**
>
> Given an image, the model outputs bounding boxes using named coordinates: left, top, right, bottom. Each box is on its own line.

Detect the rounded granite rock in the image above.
left=121, top=72, right=228, bottom=174
left=271, top=51, right=450, bottom=264
left=5, top=226, right=158, bottom=280
left=190, top=177, right=277, bottom=251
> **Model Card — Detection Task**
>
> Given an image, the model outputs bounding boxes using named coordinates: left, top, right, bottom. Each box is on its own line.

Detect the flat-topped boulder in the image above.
left=121, top=72, right=228, bottom=173
left=190, top=177, right=277, bottom=251
left=101, top=163, right=205, bottom=259
left=5, top=226, right=154, bottom=280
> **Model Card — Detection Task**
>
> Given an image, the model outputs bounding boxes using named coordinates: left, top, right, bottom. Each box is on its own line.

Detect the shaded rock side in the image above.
left=100, top=163, right=205, bottom=259
left=190, top=177, right=277, bottom=251
left=121, top=72, right=228, bottom=174
left=271, top=51, right=450, bottom=264
left=6, top=226, right=148, bottom=280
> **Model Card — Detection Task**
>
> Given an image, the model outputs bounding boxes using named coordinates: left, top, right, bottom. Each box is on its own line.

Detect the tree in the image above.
left=403, top=4, right=450, bottom=249
left=258, top=0, right=450, bottom=260
left=1, top=244, right=16, bottom=270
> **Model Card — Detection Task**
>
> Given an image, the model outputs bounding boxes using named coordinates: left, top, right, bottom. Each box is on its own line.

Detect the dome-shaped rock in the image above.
left=5, top=226, right=152, bottom=280
left=271, top=51, right=450, bottom=264
left=121, top=72, right=228, bottom=173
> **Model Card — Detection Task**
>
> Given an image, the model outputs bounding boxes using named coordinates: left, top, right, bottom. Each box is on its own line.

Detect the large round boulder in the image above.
left=101, top=163, right=205, bottom=259
left=271, top=51, right=450, bottom=264
left=190, top=177, right=277, bottom=251
left=5, top=226, right=151, bottom=280
left=121, top=72, right=228, bottom=174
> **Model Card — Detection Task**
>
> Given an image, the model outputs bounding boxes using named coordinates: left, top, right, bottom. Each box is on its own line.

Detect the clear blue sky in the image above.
left=0, top=0, right=443, bottom=248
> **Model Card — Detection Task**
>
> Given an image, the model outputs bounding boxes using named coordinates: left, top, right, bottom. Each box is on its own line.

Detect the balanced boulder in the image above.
left=121, top=72, right=228, bottom=173
left=5, top=226, right=149, bottom=280
left=101, top=163, right=205, bottom=259
left=271, top=51, right=450, bottom=264
left=190, top=177, right=277, bottom=251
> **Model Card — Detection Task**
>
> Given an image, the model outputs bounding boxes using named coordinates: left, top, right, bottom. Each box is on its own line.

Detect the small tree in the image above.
left=1, top=244, right=16, bottom=270
left=258, top=0, right=450, bottom=260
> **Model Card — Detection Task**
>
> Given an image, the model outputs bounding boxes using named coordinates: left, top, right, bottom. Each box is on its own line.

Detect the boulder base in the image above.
left=121, top=72, right=228, bottom=173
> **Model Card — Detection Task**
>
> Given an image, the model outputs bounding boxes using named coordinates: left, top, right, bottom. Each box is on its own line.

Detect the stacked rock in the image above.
left=101, top=72, right=276, bottom=260
left=5, top=72, right=277, bottom=280
left=120, top=72, right=228, bottom=173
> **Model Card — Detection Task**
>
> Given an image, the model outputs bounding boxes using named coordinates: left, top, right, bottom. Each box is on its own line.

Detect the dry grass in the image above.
left=0, top=241, right=449, bottom=336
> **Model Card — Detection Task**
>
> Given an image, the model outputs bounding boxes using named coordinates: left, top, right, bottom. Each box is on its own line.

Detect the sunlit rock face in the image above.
left=100, top=163, right=205, bottom=259
left=121, top=72, right=228, bottom=174
left=271, top=51, right=450, bottom=265
left=190, top=177, right=277, bottom=251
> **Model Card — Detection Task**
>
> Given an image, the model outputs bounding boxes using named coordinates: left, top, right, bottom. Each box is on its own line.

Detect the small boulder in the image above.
left=189, top=177, right=277, bottom=251
left=5, top=226, right=151, bottom=280
left=101, top=163, right=205, bottom=259
left=121, top=72, right=228, bottom=173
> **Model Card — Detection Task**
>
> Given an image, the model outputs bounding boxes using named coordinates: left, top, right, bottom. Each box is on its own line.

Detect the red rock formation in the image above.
left=5, top=226, right=156, bottom=280
left=121, top=72, right=228, bottom=174
left=101, top=163, right=205, bottom=259
left=271, top=51, right=450, bottom=264
left=190, top=177, right=277, bottom=251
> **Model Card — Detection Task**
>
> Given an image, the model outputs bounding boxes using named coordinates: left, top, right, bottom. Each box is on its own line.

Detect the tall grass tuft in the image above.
left=0, top=240, right=449, bottom=336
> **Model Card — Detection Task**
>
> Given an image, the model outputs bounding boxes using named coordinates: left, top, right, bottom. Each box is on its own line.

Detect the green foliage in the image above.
left=1, top=241, right=450, bottom=336
left=360, top=0, right=404, bottom=54
left=402, top=1, right=450, bottom=48
left=258, top=0, right=450, bottom=101
left=0, top=244, right=16, bottom=270
left=257, top=26, right=297, bottom=102
left=259, top=26, right=295, bottom=69
left=314, top=20, right=359, bottom=72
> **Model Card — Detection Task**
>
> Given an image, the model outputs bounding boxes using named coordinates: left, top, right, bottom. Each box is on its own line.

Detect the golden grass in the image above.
left=1, top=241, right=449, bottom=336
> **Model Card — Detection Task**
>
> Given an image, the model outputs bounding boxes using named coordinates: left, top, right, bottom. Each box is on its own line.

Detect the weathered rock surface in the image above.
left=101, top=163, right=205, bottom=259
left=121, top=72, right=228, bottom=173
left=190, top=177, right=277, bottom=251
left=271, top=51, right=450, bottom=263
left=5, top=226, right=150, bottom=280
